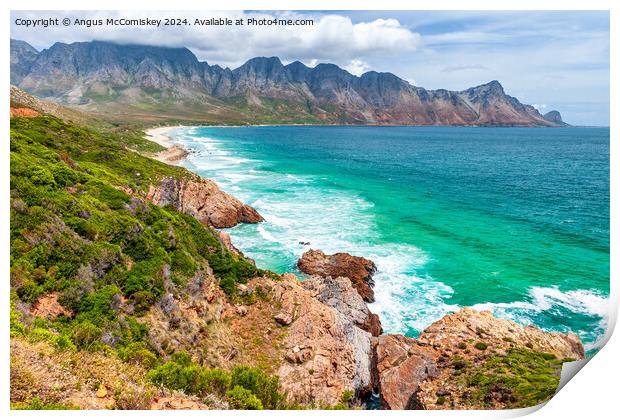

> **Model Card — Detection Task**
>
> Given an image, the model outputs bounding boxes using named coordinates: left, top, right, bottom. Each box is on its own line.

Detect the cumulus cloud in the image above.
left=342, top=59, right=371, bottom=76
left=10, top=10, right=420, bottom=70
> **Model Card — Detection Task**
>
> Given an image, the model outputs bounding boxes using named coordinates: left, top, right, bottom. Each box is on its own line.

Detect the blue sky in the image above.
left=11, top=10, right=610, bottom=125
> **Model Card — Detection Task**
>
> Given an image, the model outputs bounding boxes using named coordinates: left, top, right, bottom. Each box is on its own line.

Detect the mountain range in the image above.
left=10, top=39, right=566, bottom=126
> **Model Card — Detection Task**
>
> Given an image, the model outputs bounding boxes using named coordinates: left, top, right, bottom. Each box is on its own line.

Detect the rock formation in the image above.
left=271, top=273, right=373, bottom=405
left=376, top=308, right=584, bottom=410
left=302, top=275, right=382, bottom=336
left=543, top=110, right=569, bottom=126
left=376, top=334, right=438, bottom=409
left=146, top=175, right=263, bottom=228
left=298, top=249, right=376, bottom=302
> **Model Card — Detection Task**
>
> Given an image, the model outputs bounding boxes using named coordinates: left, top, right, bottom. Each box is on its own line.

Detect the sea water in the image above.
left=170, top=125, right=610, bottom=353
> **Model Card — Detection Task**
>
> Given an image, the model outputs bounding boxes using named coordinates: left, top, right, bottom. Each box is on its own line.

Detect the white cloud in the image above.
left=342, top=59, right=371, bottom=76
left=533, top=104, right=547, bottom=111
left=10, top=10, right=420, bottom=70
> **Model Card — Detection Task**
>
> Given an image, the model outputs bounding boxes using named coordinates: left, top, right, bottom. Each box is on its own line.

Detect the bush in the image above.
left=474, top=342, right=488, bottom=351
left=10, top=307, right=26, bottom=337
left=72, top=321, right=102, bottom=348
left=55, top=335, right=77, bottom=351
left=118, top=342, right=158, bottom=369
left=203, top=368, right=232, bottom=396
left=12, top=397, right=78, bottom=410
left=226, top=385, right=263, bottom=410
left=148, top=352, right=232, bottom=397
left=29, top=327, right=56, bottom=344
left=231, top=365, right=282, bottom=409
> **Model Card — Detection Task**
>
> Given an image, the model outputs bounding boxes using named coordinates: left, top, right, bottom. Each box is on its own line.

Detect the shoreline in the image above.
left=145, top=125, right=190, bottom=165
left=144, top=125, right=186, bottom=148
left=143, top=123, right=601, bottom=354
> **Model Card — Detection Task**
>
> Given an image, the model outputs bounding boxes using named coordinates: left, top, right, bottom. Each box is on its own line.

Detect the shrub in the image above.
left=55, top=335, right=77, bottom=351
left=231, top=365, right=282, bottom=409
left=29, top=327, right=56, bottom=343
left=474, top=342, right=488, bottom=351
left=12, top=397, right=78, bottom=410
left=72, top=321, right=102, bottom=348
left=203, top=368, right=232, bottom=396
left=118, top=342, right=158, bottom=369
left=462, top=347, right=564, bottom=408
left=226, top=385, right=263, bottom=410
left=10, top=307, right=26, bottom=337
left=114, top=387, right=154, bottom=409
left=147, top=352, right=235, bottom=398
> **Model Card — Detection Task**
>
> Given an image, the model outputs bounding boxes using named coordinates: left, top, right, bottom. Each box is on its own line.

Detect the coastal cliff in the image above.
left=146, top=175, right=264, bottom=229
left=9, top=87, right=584, bottom=410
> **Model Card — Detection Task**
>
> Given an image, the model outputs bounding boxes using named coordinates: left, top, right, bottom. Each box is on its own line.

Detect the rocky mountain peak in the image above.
left=543, top=110, right=567, bottom=125
left=10, top=39, right=566, bottom=126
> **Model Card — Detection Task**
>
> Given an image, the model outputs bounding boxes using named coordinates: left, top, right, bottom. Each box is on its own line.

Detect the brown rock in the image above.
left=375, top=308, right=585, bottom=410
left=418, top=307, right=585, bottom=360
left=362, top=313, right=383, bottom=337
left=10, top=107, right=40, bottom=118
left=147, top=175, right=263, bottom=229
left=298, top=249, right=376, bottom=302
left=303, top=275, right=382, bottom=336
left=30, top=292, right=72, bottom=319
left=376, top=334, right=439, bottom=409
left=274, top=312, right=293, bottom=326
left=219, top=231, right=243, bottom=256
left=153, top=145, right=189, bottom=165
left=273, top=274, right=373, bottom=406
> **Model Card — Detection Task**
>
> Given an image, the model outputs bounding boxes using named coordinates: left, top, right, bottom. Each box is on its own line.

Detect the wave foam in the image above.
left=170, top=126, right=609, bottom=352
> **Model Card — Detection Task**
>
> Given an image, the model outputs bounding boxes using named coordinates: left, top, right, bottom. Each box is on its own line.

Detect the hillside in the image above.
left=11, top=39, right=566, bottom=126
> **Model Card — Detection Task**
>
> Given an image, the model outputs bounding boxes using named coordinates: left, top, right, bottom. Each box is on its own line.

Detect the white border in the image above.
left=2, top=1, right=617, bottom=419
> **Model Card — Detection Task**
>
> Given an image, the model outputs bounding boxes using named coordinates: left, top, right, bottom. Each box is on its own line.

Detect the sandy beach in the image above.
left=144, top=125, right=190, bottom=164
left=144, top=125, right=185, bottom=148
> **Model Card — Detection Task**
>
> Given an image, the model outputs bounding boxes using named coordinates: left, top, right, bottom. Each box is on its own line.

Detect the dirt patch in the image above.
left=10, top=107, right=40, bottom=118
left=31, top=292, right=72, bottom=319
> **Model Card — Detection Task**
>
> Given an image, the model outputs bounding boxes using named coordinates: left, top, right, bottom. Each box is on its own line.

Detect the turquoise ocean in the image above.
left=170, top=126, right=610, bottom=353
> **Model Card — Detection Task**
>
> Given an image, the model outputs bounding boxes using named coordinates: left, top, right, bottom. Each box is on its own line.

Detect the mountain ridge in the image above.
left=11, top=39, right=567, bottom=126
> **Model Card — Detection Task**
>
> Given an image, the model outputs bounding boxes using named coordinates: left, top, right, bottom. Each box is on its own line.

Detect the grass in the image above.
left=454, top=348, right=564, bottom=408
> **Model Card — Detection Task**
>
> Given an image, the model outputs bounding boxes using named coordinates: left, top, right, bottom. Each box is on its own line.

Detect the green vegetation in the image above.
left=147, top=352, right=284, bottom=409
left=454, top=348, right=564, bottom=408
left=12, top=397, right=79, bottom=410
left=226, top=386, right=263, bottom=410
left=9, top=115, right=267, bottom=409
left=474, top=342, right=488, bottom=351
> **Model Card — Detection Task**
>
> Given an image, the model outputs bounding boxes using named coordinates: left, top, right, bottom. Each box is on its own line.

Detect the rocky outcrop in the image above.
left=10, top=107, right=40, bottom=117
left=218, top=231, right=243, bottom=256
left=153, top=145, right=189, bottom=164
left=543, top=110, right=569, bottom=126
left=146, top=175, right=263, bottom=228
left=376, top=308, right=585, bottom=410
left=30, top=292, right=72, bottom=319
left=298, top=250, right=376, bottom=302
left=418, top=307, right=584, bottom=360
left=376, top=335, right=439, bottom=409
left=302, top=275, right=382, bottom=336
left=270, top=273, right=373, bottom=406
